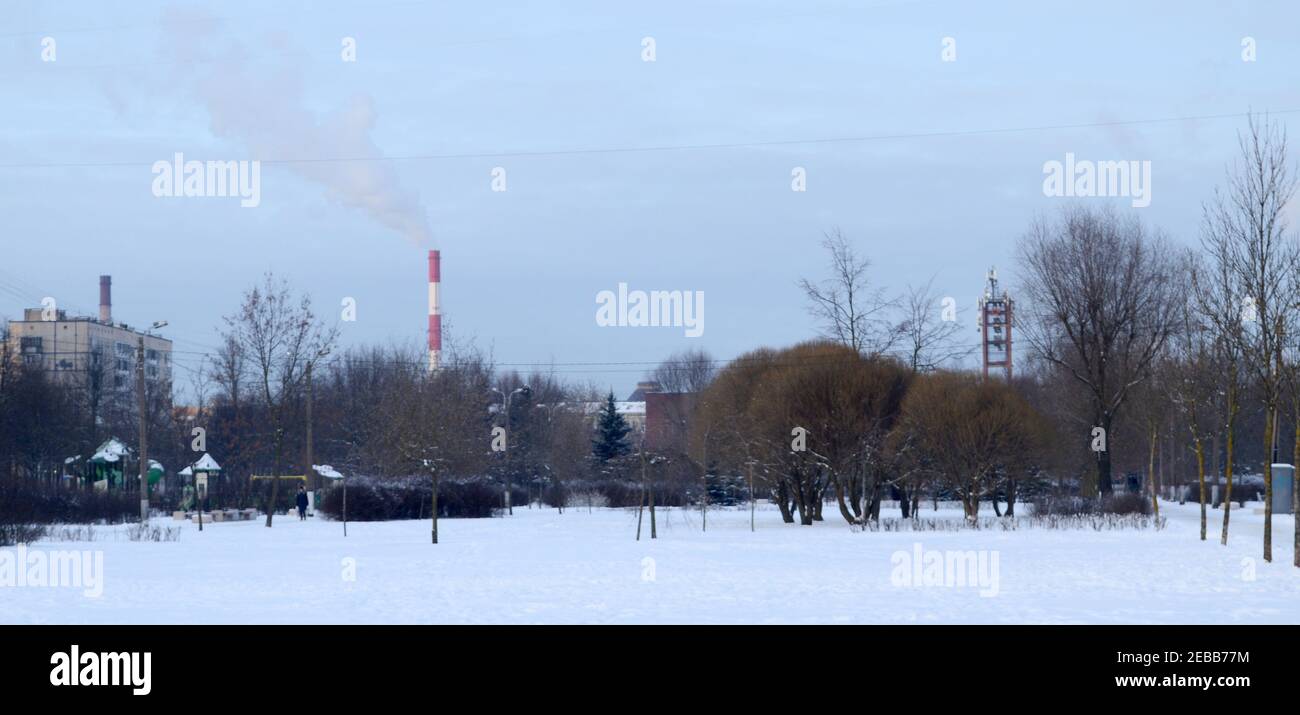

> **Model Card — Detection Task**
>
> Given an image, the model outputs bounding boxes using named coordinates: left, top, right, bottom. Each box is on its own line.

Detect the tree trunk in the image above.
left=776, top=479, right=794, bottom=523
left=1294, top=399, right=1300, bottom=567
left=1264, top=401, right=1274, bottom=562
left=264, top=424, right=283, bottom=528
left=636, top=451, right=647, bottom=540
left=1222, top=378, right=1236, bottom=545
left=1284, top=403, right=1294, bottom=572
left=834, top=478, right=856, bottom=525
left=747, top=462, right=756, bottom=532
left=1097, top=412, right=1114, bottom=494
left=963, top=488, right=979, bottom=521
left=1005, top=477, right=1017, bottom=517
left=431, top=470, right=439, bottom=544
left=1195, top=434, right=1206, bottom=541
left=635, top=477, right=645, bottom=541
left=700, top=465, right=708, bottom=533
left=794, top=475, right=813, bottom=526
left=1147, top=422, right=1159, bottom=518
left=649, top=474, right=657, bottom=540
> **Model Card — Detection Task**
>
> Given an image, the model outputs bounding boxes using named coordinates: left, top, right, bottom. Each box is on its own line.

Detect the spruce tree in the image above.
left=592, top=391, right=631, bottom=462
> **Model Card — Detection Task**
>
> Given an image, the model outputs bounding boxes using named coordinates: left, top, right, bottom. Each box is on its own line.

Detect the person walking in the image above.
left=296, top=484, right=309, bottom=521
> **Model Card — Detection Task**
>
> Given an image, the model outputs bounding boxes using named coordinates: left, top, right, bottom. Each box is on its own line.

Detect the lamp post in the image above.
left=489, top=386, right=528, bottom=515
left=136, top=319, right=167, bottom=523
left=314, top=464, right=346, bottom=536
left=532, top=402, right=566, bottom=508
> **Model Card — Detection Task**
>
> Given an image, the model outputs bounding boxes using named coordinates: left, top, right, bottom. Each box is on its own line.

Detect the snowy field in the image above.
left=3, top=501, right=1297, bottom=624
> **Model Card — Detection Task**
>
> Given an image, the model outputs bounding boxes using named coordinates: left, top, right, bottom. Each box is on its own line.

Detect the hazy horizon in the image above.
left=3, top=0, right=1299, bottom=398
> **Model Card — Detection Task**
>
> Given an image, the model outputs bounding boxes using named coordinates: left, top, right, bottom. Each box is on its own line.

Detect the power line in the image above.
left=159, top=345, right=986, bottom=375
left=3, top=108, right=1296, bottom=171
left=0, top=1, right=924, bottom=41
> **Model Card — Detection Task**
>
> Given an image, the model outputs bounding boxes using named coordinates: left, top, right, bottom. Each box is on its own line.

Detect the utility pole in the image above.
left=136, top=335, right=148, bottom=523
left=491, top=386, right=527, bottom=515
left=749, top=460, right=758, bottom=532
left=305, top=363, right=314, bottom=492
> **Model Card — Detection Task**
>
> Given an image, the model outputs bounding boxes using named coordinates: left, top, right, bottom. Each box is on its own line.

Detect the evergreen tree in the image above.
left=591, top=391, right=631, bottom=462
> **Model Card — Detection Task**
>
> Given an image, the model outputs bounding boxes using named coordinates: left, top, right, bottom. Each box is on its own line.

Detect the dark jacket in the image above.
left=296, top=491, right=309, bottom=509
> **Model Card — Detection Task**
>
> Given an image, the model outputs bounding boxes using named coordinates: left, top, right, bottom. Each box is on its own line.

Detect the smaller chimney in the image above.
left=98, top=275, right=112, bottom=324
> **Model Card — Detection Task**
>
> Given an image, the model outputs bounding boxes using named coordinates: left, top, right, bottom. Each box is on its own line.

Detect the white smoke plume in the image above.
left=159, top=7, right=433, bottom=246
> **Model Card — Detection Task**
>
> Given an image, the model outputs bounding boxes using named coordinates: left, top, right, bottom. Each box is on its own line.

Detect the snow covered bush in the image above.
left=565, top=489, right=609, bottom=510
left=124, top=524, right=182, bottom=542
left=0, top=521, right=45, bottom=547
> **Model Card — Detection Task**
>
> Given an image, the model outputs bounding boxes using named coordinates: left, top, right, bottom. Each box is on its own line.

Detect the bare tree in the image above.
left=1193, top=224, right=1246, bottom=545
left=221, top=274, right=337, bottom=528
left=1017, top=205, right=1182, bottom=495
left=649, top=347, right=716, bottom=393
left=896, top=277, right=975, bottom=372
left=800, top=229, right=899, bottom=358
left=1202, top=114, right=1298, bottom=564
left=381, top=347, right=492, bottom=544
left=1175, top=253, right=1216, bottom=540
left=900, top=371, right=1043, bottom=520
left=647, top=348, right=716, bottom=528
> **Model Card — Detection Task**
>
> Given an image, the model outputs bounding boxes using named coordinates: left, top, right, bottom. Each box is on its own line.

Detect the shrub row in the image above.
left=314, top=475, right=707, bottom=519
left=1029, top=493, right=1153, bottom=517
left=315, top=475, right=530, bottom=521
left=857, top=513, right=1166, bottom=531
left=0, top=481, right=139, bottom=545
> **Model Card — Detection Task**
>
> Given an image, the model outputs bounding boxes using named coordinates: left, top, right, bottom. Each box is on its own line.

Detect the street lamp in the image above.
left=489, top=386, right=529, bottom=515
left=314, top=464, right=347, bottom=536
left=137, top=319, right=167, bottom=523
left=530, top=402, right=566, bottom=508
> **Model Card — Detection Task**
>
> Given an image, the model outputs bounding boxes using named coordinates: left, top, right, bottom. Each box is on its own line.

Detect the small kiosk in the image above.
left=179, top=453, right=223, bottom=510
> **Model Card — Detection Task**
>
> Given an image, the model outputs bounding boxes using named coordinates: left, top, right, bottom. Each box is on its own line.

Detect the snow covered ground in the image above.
left=3, top=501, right=1297, bottom=624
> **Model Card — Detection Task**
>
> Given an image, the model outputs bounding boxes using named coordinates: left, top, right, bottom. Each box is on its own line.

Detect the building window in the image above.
left=19, top=337, right=42, bottom=354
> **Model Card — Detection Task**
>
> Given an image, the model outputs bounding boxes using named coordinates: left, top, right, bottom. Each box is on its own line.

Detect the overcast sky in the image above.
left=2, top=0, right=1298, bottom=398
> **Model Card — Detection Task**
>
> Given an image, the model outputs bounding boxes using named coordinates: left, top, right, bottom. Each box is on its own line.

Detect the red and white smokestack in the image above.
left=427, top=250, right=441, bottom=371
left=99, top=275, right=112, bottom=324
